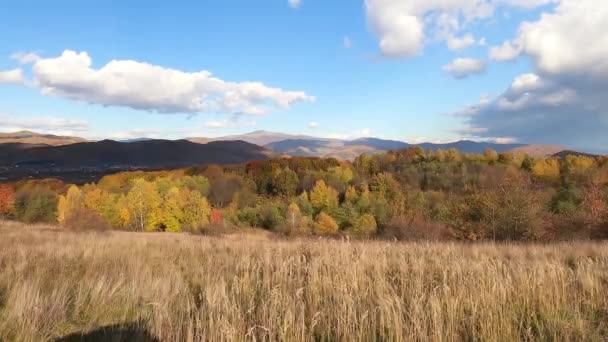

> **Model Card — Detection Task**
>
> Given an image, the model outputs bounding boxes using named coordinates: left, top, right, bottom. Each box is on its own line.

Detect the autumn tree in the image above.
left=0, top=184, right=15, bottom=218
left=484, top=148, right=499, bottom=163
left=286, top=202, right=303, bottom=232
left=180, top=188, right=211, bottom=231
left=313, top=212, right=339, bottom=235
left=271, top=167, right=298, bottom=197
left=309, top=180, right=339, bottom=215
left=532, top=158, right=561, bottom=182
left=57, top=185, right=83, bottom=225
left=126, top=179, right=161, bottom=231
left=14, top=188, right=58, bottom=223
left=350, top=214, right=377, bottom=238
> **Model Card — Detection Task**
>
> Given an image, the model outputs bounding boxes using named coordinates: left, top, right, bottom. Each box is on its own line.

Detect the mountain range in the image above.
left=0, top=131, right=87, bottom=146
left=1, top=130, right=575, bottom=159
left=0, top=139, right=272, bottom=169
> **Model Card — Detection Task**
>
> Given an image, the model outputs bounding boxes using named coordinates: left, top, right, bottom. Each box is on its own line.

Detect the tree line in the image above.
left=1, top=147, right=607, bottom=241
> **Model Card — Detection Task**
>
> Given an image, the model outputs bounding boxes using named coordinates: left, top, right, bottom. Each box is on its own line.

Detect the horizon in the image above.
left=1, top=128, right=534, bottom=147
left=1, top=1, right=606, bottom=153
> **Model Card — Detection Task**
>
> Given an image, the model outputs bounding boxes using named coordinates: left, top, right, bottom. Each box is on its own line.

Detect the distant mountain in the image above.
left=510, top=145, right=568, bottom=157
left=0, top=130, right=87, bottom=146
left=553, top=150, right=600, bottom=158
left=267, top=137, right=526, bottom=160
left=418, top=140, right=525, bottom=154
left=345, top=138, right=410, bottom=150
left=0, top=139, right=272, bottom=170
left=188, top=130, right=326, bottom=146
left=119, top=138, right=155, bottom=143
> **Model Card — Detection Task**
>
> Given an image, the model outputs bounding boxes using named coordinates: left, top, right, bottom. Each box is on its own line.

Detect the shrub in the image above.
left=14, top=189, right=58, bottom=223
left=313, top=213, right=339, bottom=236
left=349, top=214, right=377, bottom=238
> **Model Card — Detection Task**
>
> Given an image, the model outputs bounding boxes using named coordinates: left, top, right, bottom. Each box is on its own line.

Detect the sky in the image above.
left=0, top=0, right=606, bottom=152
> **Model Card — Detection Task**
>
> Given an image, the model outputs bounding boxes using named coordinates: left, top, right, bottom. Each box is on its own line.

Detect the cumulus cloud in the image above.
left=288, top=0, right=301, bottom=9
left=308, top=121, right=320, bottom=128
left=457, top=0, right=608, bottom=152
left=0, top=69, right=24, bottom=84
left=443, top=58, right=487, bottom=79
left=0, top=114, right=89, bottom=132
left=364, top=0, right=551, bottom=58
left=26, top=50, right=314, bottom=115
left=489, top=41, right=521, bottom=61
left=447, top=33, right=476, bottom=50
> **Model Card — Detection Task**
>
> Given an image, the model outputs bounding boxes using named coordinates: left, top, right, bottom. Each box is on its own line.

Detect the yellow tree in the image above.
left=161, top=187, right=183, bottom=232
left=181, top=188, right=211, bottom=231
left=313, top=213, right=339, bottom=236
left=532, top=158, right=561, bottom=182
left=286, top=202, right=304, bottom=233
left=309, top=180, right=339, bottom=215
left=83, top=186, right=104, bottom=212
left=57, top=185, right=83, bottom=225
left=344, top=186, right=359, bottom=204
left=127, top=179, right=161, bottom=231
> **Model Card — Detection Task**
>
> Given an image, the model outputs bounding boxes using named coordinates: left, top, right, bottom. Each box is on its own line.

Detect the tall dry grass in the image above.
left=0, top=221, right=607, bottom=341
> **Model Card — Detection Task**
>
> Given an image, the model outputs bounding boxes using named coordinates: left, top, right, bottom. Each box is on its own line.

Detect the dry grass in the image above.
left=0, top=221, right=607, bottom=341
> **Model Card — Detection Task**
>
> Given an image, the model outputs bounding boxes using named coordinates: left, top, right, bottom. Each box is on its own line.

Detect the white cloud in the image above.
left=447, top=33, right=476, bottom=50
left=343, top=36, right=352, bottom=49
left=321, top=128, right=372, bottom=140
left=10, top=51, right=41, bottom=64
left=288, top=0, right=301, bottom=9
left=458, top=0, right=608, bottom=152
left=0, top=69, right=24, bottom=84
left=517, top=0, right=608, bottom=77
left=0, top=114, right=89, bottom=132
left=489, top=41, right=521, bottom=61
left=308, top=121, right=320, bottom=128
left=27, top=50, right=314, bottom=115
left=443, top=58, right=487, bottom=79
left=364, top=0, right=551, bottom=58
left=478, top=37, right=487, bottom=46
left=510, top=73, right=542, bottom=93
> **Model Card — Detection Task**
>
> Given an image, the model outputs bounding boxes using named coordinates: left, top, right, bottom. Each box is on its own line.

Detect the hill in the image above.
left=0, top=139, right=273, bottom=182
left=553, top=150, right=600, bottom=158
left=189, top=130, right=325, bottom=146
left=0, top=130, right=87, bottom=146
left=510, top=145, right=568, bottom=157
left=267, top=138, right=525, bottom=160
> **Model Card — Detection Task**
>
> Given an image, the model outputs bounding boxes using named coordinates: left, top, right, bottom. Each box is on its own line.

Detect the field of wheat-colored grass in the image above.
left=0, top=221, right=607, bottom=341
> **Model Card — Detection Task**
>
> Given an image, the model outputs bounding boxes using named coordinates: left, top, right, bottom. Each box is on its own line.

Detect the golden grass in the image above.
left=0, top=221, right=607, bottom=341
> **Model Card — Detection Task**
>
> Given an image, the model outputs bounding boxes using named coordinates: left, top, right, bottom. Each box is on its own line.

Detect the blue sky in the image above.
left=0, top=0, right=606, bottom=152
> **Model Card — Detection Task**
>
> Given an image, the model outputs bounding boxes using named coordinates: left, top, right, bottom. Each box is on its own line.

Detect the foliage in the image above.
left=14, top=189, right=58, bottom=223
left=0, top=184, right=15, bottom=217
left=4, top=148, right=608, bottom=241
left=313, top=213, right=339, bottom=235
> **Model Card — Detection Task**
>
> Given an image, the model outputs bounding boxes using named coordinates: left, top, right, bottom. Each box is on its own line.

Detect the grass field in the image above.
left=0, top=222, right=607, bottom=341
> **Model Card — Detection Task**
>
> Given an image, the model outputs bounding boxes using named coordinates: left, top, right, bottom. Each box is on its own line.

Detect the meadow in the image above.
left=1, top=221, right=607, bottom=341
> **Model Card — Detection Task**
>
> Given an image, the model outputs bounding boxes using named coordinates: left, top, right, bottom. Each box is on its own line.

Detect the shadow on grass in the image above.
left=54, top=324, right=159, bottom=342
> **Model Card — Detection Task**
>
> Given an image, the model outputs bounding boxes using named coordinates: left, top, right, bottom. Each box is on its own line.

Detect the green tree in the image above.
left=350, top=214, right=377, bottom=238
left=271, top=167, right=299, bottom=197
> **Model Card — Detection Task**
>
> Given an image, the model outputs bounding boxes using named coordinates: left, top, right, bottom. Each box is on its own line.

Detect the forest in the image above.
left=2, top=147, right=607, bottom=241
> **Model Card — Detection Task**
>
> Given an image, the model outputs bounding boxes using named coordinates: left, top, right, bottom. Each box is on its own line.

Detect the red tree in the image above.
left=0, top=184, right=15, bottom=217
left=211, top=209, right=223, bottom=225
